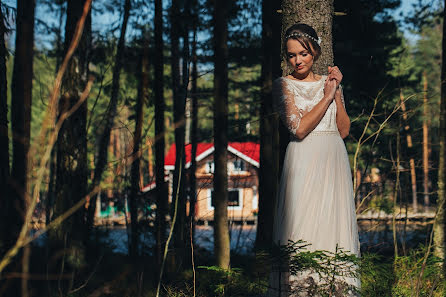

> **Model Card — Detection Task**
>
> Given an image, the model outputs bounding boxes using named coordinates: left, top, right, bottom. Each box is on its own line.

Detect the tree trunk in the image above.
left=0, top=0, right=10, bottom=249
left=6, top=1, right=35, bottom=295
left=50, top=0, right=91, bottom=291
left=10, top=0, right=35, bottom=241
left=281, top=0, right=334, bottom=76
left=423, top=71, right=430, bottom=210
left=128, top=34, right=149, bottom=259
left=256, top=0, right=281, bottom=251
left=154, top=0, right=168, bottom=272
left=213, top=0, right=230, bottom=269
left=169, top=0, right=190, bottom=272
left=399, top=90, right=418, bottom=213
left=434, top=0, right=446, bottom=266
left=189, top=19, right=198, bottom=259
left=86, top=0, right=131, bottom=235
left=279, top=0, right=334, bottom=175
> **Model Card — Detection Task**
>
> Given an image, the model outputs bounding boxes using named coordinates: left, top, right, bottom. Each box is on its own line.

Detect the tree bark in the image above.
left=85, top=0, right=131, bottom=235
left=169, top=0, right=190, bottom=272
left=281, top=0, right=334, bottom=76
left=154, top=0, right=168, bottom=272
left=189, top=17, right=198, bottom=258
left=0, top=0, right=10, bottom=249
left=10, top=0, right=35, bottom=241
left=50, top=0, right=91, bottom=293
left=423, top=71, right=430, bottom=209
left=279, top=0, right=334, bottom=175
left=128, top=34, right=149, bottom=259
left=6, top=1, right=35, bottom=295
left=256, top=0, right=281, bottom=250
left=434, top=0, right=446, bottom=266
left=212, top=0, right=230, bottom=269
left=399, top=90, right=418, bottom=213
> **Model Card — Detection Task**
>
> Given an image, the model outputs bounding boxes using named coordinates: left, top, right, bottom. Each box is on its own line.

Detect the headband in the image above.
left=285, top=32, right=322, bottom=46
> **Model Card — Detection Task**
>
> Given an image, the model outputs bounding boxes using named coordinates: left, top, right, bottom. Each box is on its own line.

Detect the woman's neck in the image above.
left=289, top=71, right=319, bottom=82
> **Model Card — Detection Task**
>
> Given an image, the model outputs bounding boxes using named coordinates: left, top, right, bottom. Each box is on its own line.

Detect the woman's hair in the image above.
left=283, top=23, right=321, bottom=61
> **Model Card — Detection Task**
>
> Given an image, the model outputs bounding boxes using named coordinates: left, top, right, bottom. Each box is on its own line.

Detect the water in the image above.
left=95, top=221, right=431, bottom=255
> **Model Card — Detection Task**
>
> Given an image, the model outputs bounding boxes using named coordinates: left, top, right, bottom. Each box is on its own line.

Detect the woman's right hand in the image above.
left=323, top=78, right=337, bottom=101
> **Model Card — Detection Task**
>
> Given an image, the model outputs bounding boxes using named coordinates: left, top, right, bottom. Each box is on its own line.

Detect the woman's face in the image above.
left=286, top=39, right=314, bottom=75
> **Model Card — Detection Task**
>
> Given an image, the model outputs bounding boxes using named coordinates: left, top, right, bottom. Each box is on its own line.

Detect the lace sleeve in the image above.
left=339, top=84, right=345, bottom=108
left=272, top=78, right=304, bottom=136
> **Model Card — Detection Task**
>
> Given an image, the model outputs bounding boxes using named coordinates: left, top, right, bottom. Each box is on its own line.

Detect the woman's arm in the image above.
left=295, top=79, right=337, bottom=139
left=335, top=87, right=350, bottom=139
left=274, top=78, right=337, bottom=140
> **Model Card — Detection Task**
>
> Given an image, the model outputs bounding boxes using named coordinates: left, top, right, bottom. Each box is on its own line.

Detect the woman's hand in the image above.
left=328, top=66, right=343, bottom=88
left=323, top=78, right=337, bottom=101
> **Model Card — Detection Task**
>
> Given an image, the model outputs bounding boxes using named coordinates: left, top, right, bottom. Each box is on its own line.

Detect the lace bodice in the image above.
left=272, top=76, right=345, bottom=137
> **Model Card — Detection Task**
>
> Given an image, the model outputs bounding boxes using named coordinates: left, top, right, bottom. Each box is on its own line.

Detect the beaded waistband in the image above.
left=290, top=130, right=340, bottom=141
left=308, top=130, right=339, bottom=135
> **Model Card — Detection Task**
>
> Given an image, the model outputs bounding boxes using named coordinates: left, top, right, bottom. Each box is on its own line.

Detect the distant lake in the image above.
left=92, top=221, right=432, bottom=255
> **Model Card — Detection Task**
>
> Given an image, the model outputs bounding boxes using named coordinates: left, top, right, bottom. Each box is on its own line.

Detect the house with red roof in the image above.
left=143, top=142, right=260, bottom=224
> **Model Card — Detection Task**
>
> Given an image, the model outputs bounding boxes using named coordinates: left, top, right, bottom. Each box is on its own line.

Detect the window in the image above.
left=206, top=161, right=214, bottom=173
left=208, top=189, right=242, bottom=210
left=233, top=159, right=245, bottom=172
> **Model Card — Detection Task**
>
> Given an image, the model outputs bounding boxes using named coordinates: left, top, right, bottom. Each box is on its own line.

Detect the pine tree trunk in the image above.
left=128, top=34, right=149, bottom=259
left=213, top=0, right=230, bottom=269
left=399, top=90, right=418, bottom=213
left=0, top=0, right=10, bottom=249
left=434, top=0, right=446, bottom=265
left=154, top=0, right=168, bottom=271
left=281, top=0, right=334, bottom=76
left=423, top=71, right=430, bottom=209
left=86, top=0, right=131, bottom=235
left=279, top=0, right=334, bottom=175
left=6, top=1, right=35, bottom=295
left=189, top=19, right=198, bottom=258
left=51, top=0, right=91, bottom=291
left=10, top=0, right=35, bottom=241
left=169, top=0, right=190, bottom=271
left=256, top=0, right=281, bottom=250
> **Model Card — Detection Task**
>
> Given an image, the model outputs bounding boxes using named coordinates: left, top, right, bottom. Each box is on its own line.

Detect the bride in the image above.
left=267, top=23, right=361, bottom=296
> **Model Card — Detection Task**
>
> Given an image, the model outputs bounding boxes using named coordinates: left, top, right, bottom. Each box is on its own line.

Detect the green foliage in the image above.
left=163, top=266, right=266, bottom=297
left=369, top=196, right=395, bottom=214
left=392, top=246, right=445, bottom=297
left=359, top=252, right=394, bottom=296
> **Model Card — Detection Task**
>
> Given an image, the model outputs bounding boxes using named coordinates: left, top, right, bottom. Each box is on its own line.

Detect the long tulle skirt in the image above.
left=267, top=131, right=361, bottom=297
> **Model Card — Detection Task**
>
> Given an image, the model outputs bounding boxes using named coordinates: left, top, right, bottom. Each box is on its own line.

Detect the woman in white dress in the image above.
left=267, top=23, right=361, bottom=296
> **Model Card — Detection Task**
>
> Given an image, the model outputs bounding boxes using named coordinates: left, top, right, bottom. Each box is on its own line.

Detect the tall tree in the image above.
left=51, top=0, right=91, bottom=287
left=86, top=0, right=131, bottom=235
left=256, top=0, right=281, bottom=250
left=4, top=1, right=35, bottom=295
left=281, top=0, right=333, bottom=75
left=128, top=32, right=149, bottom=259
left=170, top=0, right=190, bottom=271
left=423, top=71, right=430, bottom=209
left=10, top=0, right=35, bottom=242
left=212, top=0, right=230, bottom=269
left=434, top=0, right=446, bottom=266
left=399, top=90, right=418, bottom=213
left=154, top=0, right=168, bottom=271
left=278, top=0, right=334, bottom=174
left=0, top=0, right=10, bottom=250
left=189, top=0, right=199, bottom=257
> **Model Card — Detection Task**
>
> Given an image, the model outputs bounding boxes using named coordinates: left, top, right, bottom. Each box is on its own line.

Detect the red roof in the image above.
left=165, top=142, right=260, bottom=169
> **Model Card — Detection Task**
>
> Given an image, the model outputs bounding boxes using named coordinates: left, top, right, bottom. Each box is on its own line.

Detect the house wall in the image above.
left=193, top=153, right=259, bottom=222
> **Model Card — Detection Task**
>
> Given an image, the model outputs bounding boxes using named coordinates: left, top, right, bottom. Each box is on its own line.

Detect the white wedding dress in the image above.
left=267, top=75, right=361, bottom=297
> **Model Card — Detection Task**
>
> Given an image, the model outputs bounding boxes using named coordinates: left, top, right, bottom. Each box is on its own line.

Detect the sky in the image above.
left=1, top=0, right=427, bottom=51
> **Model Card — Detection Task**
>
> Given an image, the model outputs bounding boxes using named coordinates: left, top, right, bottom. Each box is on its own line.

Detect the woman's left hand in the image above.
left=328, top=66, right=342, bottom=88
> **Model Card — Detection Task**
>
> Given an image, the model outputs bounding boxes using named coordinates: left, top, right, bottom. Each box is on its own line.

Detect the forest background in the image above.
left=1, top=0, right=446, bottom=296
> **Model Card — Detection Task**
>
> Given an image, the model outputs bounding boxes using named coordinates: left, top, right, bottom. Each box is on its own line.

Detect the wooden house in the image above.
left=143, top=142, right=260, bottom=225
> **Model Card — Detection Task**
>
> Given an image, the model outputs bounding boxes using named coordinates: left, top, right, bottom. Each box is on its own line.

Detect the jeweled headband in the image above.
left=284, top=32, right=322, bottom=46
